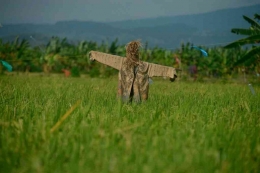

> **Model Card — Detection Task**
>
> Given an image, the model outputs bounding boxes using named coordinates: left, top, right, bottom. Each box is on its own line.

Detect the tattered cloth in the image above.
left=89, top=51, right=177, bottom=102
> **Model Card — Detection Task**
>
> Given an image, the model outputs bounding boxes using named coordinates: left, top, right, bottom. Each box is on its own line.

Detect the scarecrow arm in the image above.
left=147, top=63, right=177, bottom=81
left=89, top=51, right=123, bottom=70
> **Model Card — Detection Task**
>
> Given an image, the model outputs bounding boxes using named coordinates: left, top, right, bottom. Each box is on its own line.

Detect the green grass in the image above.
left=0, top=76, right=259, bottom=173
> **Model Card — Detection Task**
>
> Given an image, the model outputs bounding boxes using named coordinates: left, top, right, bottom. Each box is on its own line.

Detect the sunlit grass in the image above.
left=0, top=75, right=259, bottom=173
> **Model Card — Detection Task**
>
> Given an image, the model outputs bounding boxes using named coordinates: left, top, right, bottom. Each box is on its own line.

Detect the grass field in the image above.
left=0, top=75, right=259, bottom=173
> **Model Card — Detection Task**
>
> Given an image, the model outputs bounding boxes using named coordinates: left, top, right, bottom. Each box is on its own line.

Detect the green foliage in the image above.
left=0, top=35, right=258, bottom=79
left=89, top=67, right=100, bottom=78
left=231, top=28, right=260, bottom=36
left=224, top=35, right=260, bottom=48
left=224, top=13, right=260, bottom=67
left=0, top=76, right=259, bottom=173
left=255, top=14, right=260, bottom=21
left=71, top=66, right=80, bottom=77
left=235, top=46, right=260, bottom=66
left=242, top=15, right=260, bottom=29
left=109, top=38, right=119, bottom=54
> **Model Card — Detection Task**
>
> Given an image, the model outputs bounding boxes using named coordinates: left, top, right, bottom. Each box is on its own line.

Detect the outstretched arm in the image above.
left=147, top=62, right=178, bottom=82
left=89, top=51, right=124, bottom=70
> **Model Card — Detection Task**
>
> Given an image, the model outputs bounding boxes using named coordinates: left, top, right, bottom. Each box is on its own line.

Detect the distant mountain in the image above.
left=108, top=4, right=260, bottom=30
left=0, top=4, right=259, bottom=49
left=0, top=21, right=127, bottom=46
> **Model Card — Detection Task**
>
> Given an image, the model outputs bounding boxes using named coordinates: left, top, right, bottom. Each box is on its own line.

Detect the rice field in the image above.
left=0, top=75, right=259, bottom=173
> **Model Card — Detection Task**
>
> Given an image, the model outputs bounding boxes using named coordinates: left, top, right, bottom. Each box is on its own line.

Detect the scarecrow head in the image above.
left=125, top=40, right=142, bottom=61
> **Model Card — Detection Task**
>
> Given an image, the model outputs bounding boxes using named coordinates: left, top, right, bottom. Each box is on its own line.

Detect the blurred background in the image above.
left=0, top=0, right=259, bottom=81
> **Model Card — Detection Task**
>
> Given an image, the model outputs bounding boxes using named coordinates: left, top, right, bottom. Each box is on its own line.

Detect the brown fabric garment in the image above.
left=89, top=51, right=177, bottom=103
left=118, top=59, right=150, bottom=103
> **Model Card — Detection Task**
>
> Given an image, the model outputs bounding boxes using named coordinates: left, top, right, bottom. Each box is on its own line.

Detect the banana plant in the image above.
left=224, top=14, right=260, bottom=68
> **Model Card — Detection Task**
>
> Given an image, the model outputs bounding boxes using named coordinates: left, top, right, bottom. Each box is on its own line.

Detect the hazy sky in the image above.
left=0, top=0, right=259, bottom=24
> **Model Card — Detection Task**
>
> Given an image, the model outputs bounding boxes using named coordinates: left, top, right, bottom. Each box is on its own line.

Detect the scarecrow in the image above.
left=89, top=40, right=178, bottom=103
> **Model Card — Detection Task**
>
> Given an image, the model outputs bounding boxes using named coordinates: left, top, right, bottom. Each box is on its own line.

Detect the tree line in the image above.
left=0, top=14, right=259, bottom=79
